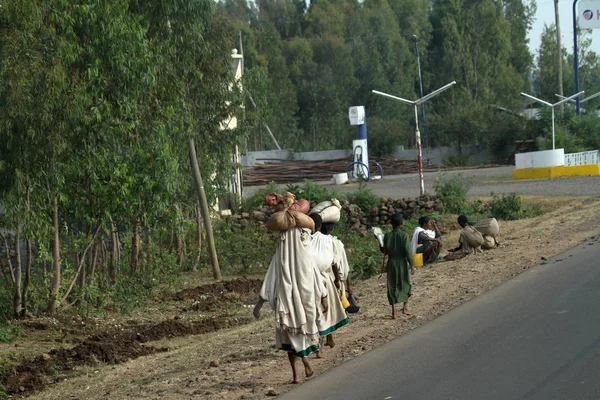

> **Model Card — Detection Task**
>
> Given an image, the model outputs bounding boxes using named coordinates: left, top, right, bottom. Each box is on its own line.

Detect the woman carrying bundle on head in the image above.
left=254, top=194, right=327, bottom=384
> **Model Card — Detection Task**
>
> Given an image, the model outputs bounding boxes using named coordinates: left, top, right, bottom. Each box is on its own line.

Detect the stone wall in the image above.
left=226, top=196, right=442, bottom=232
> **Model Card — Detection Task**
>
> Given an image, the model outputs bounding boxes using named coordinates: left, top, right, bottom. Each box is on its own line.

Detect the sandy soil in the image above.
left=9, top=196, right=598, bottom=400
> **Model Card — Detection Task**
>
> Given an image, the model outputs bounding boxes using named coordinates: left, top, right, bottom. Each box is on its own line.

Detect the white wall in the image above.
left=515, top=149, right=565, bottom=169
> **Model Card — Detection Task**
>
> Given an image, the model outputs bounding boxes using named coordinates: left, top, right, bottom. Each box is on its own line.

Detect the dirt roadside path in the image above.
left=26, top=197, right=600, bottom=400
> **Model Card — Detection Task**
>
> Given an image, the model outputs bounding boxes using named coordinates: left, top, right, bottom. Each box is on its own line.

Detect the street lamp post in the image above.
left=521, top=91, right=585, bottom=150
left=412, top=35, right=429, bottom=148
left=572, top=0, right=581, bottom=116
left=373, top=81, right=457, bottom=196
left=556, top=91, right=600, bottom=107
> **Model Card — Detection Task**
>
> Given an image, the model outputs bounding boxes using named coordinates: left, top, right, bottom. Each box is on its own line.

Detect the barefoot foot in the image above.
left=325, top=335, right=335, bottom=348
left=305, top=366, right=314, bottom=378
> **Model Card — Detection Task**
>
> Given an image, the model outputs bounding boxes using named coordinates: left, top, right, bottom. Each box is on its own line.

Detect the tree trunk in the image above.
left=49, top=196, right=61, bottom=314
left=0, top=232, right=15, bottom=285
left=109, top=219, right=119, bottom=281
left=22, top=173, right=32, bottom=317
left=13, top=220, right=22, bottom=318
left=79, top=226, right=92, bottom=290
left=89, top=243, right=99, bottom=287
left=60, top=226, right=100, bottom=307
left=130, top=219, right=140, bottom=275
left=176, top=231, right=186, bottom=270
left=21, top=239, right=33, bottom=317
left=145, top=228, right=153, bottom=266
left=188, top=138, right=221, bottom=280
left=193, top=204, right=202, bottom=271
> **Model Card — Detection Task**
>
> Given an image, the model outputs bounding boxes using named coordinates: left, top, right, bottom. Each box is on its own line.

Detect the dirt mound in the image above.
left=1, top=316, right=253, bottom=397
left=175, top=277, right=262, bottom=311
left=136, top=317, right=252, bottom=343
left=2, top=331, right=164, bottom=396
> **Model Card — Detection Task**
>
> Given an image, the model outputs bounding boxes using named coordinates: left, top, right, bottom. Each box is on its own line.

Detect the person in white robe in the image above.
left=310, top=215, right=349, bottom=350
left=254, top=227, right=328, bottom=384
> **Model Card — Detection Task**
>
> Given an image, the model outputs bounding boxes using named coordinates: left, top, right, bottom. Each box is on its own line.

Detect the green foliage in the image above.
left=0, top=324, right=23, bottom=344
left=0, top=282, right=11, bottom=321
left=433, top=174, right=471, bottom=214
left=343, top=183, right=380, bottom=214
left=110, top=275, right=160, bottom=315
left=210, top=219, right=277, bottom=273
left=285, top=180, right=340, bottom=204
left=444, top=155, right=473, bottom=167
left=487, top=193, right=542, bottom=221
left=241, top=182, right=283, bottom=212
left=330, top=214, right=381, bottom=281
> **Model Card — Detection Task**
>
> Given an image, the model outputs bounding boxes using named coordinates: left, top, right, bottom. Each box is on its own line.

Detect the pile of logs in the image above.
left=242, top=157, right=443, bottom=186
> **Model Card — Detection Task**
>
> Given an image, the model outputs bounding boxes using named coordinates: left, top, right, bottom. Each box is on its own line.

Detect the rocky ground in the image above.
left=2, top=195, right=598, bottom=399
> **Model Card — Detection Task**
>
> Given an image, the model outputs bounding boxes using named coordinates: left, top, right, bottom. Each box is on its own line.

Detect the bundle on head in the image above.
left=265, top=191, right=314, bottom=232
left=264, top=191, right=310, bottom=214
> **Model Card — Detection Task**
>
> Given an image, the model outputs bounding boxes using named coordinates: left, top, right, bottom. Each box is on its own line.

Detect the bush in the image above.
left=433, top=174, right=471, bottom=214
left=344, top=183, right=380, bottom=213
left=332, top=214, right=383, bottom=281
left=210, top=219, right=277, bottom=274
left=285, top=180, right=340, bottom=204
left=0, top=324, right=23, bottom=344
left=444, top=155, right=473, bottom=167
left=0, top=282, right=11, bottom=322
left=241, top=182, right=282, bottom=212
left=487, top=193, right=542, bottom=221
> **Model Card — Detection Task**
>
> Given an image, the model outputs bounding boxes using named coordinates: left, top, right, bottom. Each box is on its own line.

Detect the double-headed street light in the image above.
left=555, top=91, right=600, bottom=107
left=372, top=81, right=457, bottom=196
left=520, top=91, right=585, bottom=150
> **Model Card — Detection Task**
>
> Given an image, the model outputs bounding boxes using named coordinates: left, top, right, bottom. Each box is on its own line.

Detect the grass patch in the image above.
left=0, top=325, right=23, bottom=344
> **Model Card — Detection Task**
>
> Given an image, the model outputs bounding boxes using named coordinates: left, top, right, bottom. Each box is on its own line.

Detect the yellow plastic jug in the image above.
left=338, top=290, right=350, bottom=309
left=413, top=253, right=424, bottom=268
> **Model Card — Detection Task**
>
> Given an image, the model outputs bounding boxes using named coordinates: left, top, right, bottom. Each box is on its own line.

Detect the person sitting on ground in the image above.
left=254, top=227, right=328, bottom=384
left=445, top=215, right=484, bottom=260
left=411, top=216, right=442, bottom=264
left=379, top=213, right=415, bottom=319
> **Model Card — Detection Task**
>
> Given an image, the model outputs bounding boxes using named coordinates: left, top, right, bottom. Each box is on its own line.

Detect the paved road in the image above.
left=244, top=166, right=600, bottom=198
left=280, top=236, right=600, bottom=400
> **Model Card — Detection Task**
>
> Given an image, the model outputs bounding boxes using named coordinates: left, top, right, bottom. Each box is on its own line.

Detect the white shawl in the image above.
left=259, top=228, right=325, bottom=336
left=411, top=227, right=436, bottom=254
left=332, top=237, right=350, bottom=293
left=310, top=231, right=335, bottom=273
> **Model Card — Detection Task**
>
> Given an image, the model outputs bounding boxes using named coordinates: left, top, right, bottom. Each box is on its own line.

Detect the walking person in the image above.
left=310, top=215, right=349, bottom=353
left=254, top=227, right=328, bottom=384
left=379, top=214, right=415, bottom=319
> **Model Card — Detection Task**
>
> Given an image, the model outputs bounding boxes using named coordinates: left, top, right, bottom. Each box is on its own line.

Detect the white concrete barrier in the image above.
left=515, top=149, right=565, bottom=170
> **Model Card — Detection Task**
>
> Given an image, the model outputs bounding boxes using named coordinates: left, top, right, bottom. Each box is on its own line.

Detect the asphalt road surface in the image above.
left=280, top=236, right=600, bottom=400
left=244, top=166, right=600, bottom=199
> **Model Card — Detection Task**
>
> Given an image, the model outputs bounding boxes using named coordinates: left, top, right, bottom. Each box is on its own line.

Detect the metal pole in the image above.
left=573, top=0, right=581, bottom=116
left=414, top=104, right=425, bottom=196
left=413, top=36, right=428, bottom=148
left=554, top=0, right=564, bottom=114
left=552, top=107, right=556, bottom=150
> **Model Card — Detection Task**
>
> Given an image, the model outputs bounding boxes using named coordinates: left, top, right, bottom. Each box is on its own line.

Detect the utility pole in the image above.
left=554, top=0, right=564, bottom=114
